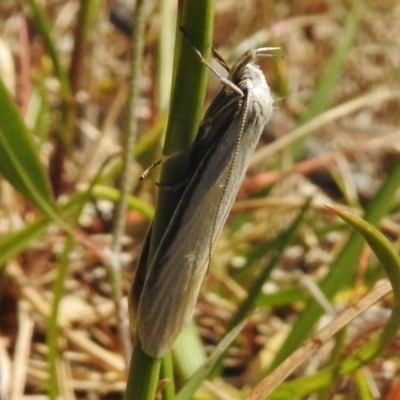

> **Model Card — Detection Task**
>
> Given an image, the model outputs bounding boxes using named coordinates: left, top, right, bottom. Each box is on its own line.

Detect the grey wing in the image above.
left=137, top=85, right=273, bottom=357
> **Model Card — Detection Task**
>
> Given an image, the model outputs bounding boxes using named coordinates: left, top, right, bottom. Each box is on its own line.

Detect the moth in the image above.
left=131, top=43, right=277, bottom=358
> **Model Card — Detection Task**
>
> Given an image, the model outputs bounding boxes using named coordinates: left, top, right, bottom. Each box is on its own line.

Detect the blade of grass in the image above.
left=176, top=321, right=246, bottom=400
left=354, top=369, right=375, bottom=400
left=172, top=324, right=207, bottom=380
left=298, top=4, right=362, bottom=126
left=256, top=287, right=306, bottom=308
left=0, top=192, right=85, bottom=269
left=25, top=0, right=71, bottom=97
left=109, top=0, right=150, bottom=367
left=290, top=4, right=362, bottom=158
left=46, top=234, right=74, bottom=400
left=158, top=0, right=175, bottom=112
left=0, top=78, right=55, bottom=210
left=0, top=75, right=78, bottom=232
left=68, top=0, right=98, bottom=94
left=91, top=185, right=154, bottom=220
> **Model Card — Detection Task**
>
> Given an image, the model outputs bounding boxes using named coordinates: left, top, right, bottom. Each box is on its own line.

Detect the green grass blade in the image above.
left=46, top=235, right=74, bottom=400
left=25, top=0, right=71, bottom=97
left=172, top=324, right=206, bottom=381
left=266, top=368, right=338, bottom=400
left=0, top=78, right=54, bottom=203
left=298, top=5, right=362, bottom=125
left=329, top=205, right=400, bottom=299
left=290, top=4, right=362, bottom=159
left=0, top=192, right=85, bottom=269
left=92, top=185, right=154, bottom=220
left=176, top=321, right=246, bottom=400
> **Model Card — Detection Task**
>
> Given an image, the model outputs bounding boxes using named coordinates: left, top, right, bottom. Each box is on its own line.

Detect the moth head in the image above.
left=230, top=47, right=280, bottom=88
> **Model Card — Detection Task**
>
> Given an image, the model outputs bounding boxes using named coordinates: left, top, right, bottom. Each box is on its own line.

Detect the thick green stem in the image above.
left=125, top=0, right=214, bottom=399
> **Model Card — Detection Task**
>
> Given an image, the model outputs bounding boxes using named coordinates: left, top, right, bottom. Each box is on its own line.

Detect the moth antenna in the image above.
left=254, top=47, right=283, bottom=60
left=255, top=47, right=281, bottom=53
left=274, top=95, right=287, bottom=103
left=179, top=26, right=243, bottom=97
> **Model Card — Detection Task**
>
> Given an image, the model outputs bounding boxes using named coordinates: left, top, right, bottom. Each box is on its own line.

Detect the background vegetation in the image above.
left=0, top=0, right=399, bottom=399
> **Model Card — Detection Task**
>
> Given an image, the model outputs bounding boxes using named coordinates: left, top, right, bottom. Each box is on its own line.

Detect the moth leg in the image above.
left=140, top=160, right=162, bottom=180
left=156, top=176, right=189, bottom=191
left=212, top=47, right=230, bottom=73
left=180, top=27, right=244, bottom=97
left=140, top=153, right=180, bottom=181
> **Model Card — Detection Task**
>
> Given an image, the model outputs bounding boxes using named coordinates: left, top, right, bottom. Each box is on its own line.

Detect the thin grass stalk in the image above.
left=161, top=353, right=175, bottom=399
left=109, top=0, right=149, bottom=366
left=25, top=0, right=71, bottom=98
left=58, top=0, right=97, bottom=196
left=46, top=235, right=74, bottom=400
left=158, top=0, right=175, bottom=112
left=25, top=0, right=91, bottom=197
left=68, top=0, right=98, bottom=94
